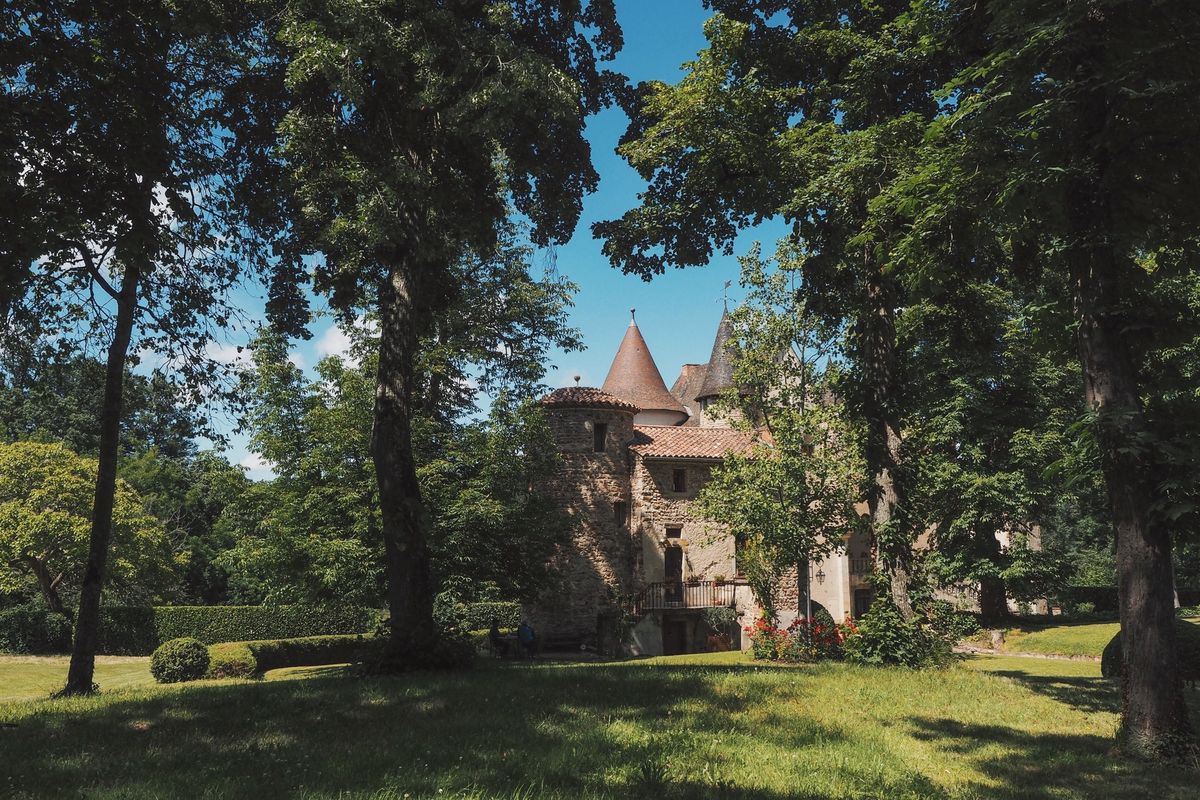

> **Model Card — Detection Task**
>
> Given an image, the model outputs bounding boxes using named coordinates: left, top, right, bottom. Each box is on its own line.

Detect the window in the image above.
left=853, top=589, right=875, bottom=619
left=665, top=526, right=682, bottom=540
left=734, top=535, right=746, bottom=577
left=592, top=422, right=607, bottom=453
left=672, top=468, right=687, bottom=493
left=613, top=501, right=627, bottom=527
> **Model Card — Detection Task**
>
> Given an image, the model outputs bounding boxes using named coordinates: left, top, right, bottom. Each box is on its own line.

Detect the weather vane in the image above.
left=722, top=280, right=732, bottom=310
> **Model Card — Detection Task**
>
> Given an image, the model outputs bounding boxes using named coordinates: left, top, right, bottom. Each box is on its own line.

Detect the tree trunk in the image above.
left=62, top=262, right=141, bottom=696
left=24, top=557, right=66, bottom=615
left=1062, top=17, right=1192, bottom=754
left=863, top=272, right=916, bottom=620
left=977, top=526, right=1009, bottom=622
left=372, top=252, right=437, bottom=665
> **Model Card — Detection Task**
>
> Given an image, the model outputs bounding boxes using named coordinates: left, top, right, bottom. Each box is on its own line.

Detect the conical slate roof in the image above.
left=697, top=309, right=736, bottom=400
left=602, top=311, right=688, bottom=418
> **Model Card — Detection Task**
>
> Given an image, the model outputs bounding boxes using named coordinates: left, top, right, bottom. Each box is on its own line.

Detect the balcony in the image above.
left=850, top=558, right=874, bottom=576
left=635, top=580, right=737, bottom=614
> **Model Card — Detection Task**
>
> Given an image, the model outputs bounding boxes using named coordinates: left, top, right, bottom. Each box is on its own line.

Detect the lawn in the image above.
left=980, top=617, right=1200, bottom=659
left=2, top=651, right=1198, bottom=799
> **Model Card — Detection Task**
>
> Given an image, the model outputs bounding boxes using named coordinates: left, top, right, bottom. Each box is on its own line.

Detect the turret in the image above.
left=601, top=310, right=689, bottom=426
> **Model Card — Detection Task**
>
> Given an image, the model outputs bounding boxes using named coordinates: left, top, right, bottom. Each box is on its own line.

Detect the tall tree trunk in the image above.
left=977, top=526, right=1009, bottom=622
left=62, top=261, right=141, bottom=696
left=1063, top=15, right=1192, bottom=754
left=863, top=272, right=915, bottom=620
left=24, top=557, right=66, bottom=615
left=372, top=251, right=437, bottom=664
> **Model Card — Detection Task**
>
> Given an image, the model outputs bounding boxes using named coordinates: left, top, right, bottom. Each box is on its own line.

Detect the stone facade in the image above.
left=526, top=315, right=879, bottom=655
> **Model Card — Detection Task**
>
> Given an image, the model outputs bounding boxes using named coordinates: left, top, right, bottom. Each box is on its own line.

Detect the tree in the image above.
left=119, top=449, right=250, bottom=604
left=890, top=0, right=1200, bottom=755
left=696, top=241, right=864, bottom=621
left=220, top=317, right=572, bottom=608
left=594, top=4, right=958, bottom=619
left=0, top=349, right=202, bottom=460
left=0, top=441, right=172, bottom=613
left=3, top=0, right=294, bottom=693
left=276, top=0, right=620, bottom=664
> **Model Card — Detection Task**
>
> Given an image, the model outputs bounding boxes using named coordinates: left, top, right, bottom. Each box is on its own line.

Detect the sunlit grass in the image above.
left=2, top=652, right=1198, bottom=798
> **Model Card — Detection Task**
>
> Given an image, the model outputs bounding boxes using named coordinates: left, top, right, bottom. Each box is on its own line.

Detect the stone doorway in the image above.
left=662, top=618, right=689, bottom=655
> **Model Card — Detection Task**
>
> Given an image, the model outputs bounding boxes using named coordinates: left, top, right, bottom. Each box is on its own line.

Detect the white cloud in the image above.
left=287, top=351, right=306, bottom=369
left=313, top=315, right=376, bottom=366
left=239, top=452, right=275, bottom=480
left=205, top=341, right=252, bottom=366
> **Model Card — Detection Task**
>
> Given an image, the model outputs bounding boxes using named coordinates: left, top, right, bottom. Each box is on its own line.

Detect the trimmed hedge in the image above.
left=459, top=602, right=521, bottom=631
left=207, top=634, right=381, bottom=678
left=1101, top=620, right=1200, bottom=684
left=151, top=637, right=210, bottom=683
left=96, top=605, right=381, bottom=655
left=0, top=608, right=72, bottom=654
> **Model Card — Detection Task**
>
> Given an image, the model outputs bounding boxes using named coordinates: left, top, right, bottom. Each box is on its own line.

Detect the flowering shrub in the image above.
left=745, top=611, right=858, bottom=663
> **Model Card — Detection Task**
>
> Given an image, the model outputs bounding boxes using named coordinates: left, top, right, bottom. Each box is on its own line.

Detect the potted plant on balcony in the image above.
left=712, top=573, right=727, bottom=586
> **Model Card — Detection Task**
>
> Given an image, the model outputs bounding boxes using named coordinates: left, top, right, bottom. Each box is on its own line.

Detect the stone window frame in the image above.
left=592, top=421, right=608, bottom=453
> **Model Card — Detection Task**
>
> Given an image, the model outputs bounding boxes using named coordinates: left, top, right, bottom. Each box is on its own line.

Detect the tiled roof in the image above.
left=602, top=316, right=688, bottom=417
left=541, top=386, right=638, bottom=413
left=669, top=363, right=708, bottom=426
left=698, top=309, right=736, bottom=399
left=630, top=425, right=758, bottom=460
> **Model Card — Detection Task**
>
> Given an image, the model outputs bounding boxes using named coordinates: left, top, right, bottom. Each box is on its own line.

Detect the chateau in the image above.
left=529, top=310, right=876, bottom=656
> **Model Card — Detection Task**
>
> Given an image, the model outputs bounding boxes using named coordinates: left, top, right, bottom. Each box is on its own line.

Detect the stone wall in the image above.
left=630, top=456, right=738, bottom=586
left=526, top=406, right=636, bottom=644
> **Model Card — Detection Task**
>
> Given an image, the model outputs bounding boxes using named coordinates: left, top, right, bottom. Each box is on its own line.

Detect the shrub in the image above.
left=1101, top=620, right=1200, bottom=684
left=206, top=634, right=379, bottom=678
left=782, top=610, right=847, bottom=663
left=0, top=607, right=72, bottom=654
left=842, top=601, right=953, bottom=669
left=206, top=642, right=257, bottom=678
left=925, top=600, right=981, bottom=644
left=150, top=637, right=210, bottom=683
left=745, top=616, right=788, bottom=660
left=95, top=605, right=380, bottom=655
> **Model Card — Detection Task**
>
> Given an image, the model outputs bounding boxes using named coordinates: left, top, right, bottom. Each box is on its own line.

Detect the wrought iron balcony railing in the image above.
left=634, top=580, right=736, bottom=614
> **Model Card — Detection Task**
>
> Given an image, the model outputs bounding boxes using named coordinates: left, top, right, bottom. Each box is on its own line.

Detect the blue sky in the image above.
left=225, top=0, right=789, bottom=477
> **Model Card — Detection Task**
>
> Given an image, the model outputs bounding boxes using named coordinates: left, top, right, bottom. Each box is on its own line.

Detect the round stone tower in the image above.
left=530, top=386, right=638, bottom=646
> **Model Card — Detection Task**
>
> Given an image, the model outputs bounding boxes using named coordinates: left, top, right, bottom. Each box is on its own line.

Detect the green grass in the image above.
left=0, top=655, right=156, bottom=702
left=2, top=652, right=1199, bottom=799
left=977, top=618, right=1200, bottom=659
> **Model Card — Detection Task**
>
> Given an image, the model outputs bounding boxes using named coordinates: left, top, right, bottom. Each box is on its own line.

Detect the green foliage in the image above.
left=456, top=603, right=521, bottom=632
left=205, top=641, right=258, bottom=679
left=0, top=441, right=174, bottom=610
left=843, top=602, right=953, bottom=670
left=697, top=244, right=865, bottom=618
left=95, top=605, right=379, bottom=656
left=0, top=606, right=72, bottom=654
left=208, top=634, right=378, bottom=678
left=0, top=352, right=202, bottom=460
left=223, top=331, right=570, bottom=607
left=1102, top=621, right=1200, bottom=685
left=150, top=638, right=210, bottom=684
left=702, top=606, right=738, bottom=631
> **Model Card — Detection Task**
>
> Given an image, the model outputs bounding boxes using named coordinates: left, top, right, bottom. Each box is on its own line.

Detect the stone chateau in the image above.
left=528, top=310, right=876, bottom=656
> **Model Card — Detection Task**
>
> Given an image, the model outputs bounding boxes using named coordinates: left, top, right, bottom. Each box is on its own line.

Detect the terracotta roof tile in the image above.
left=541, top=386, right=638, bottom=413
left=630, top=424, right=758, bottom=460
left=602, top=316, right=688, bottom=417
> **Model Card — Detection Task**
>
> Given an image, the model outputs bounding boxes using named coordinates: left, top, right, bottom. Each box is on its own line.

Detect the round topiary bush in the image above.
left=1101, top=620, right=1200, bottom=684
left=150, top=637, right=210, bottom=683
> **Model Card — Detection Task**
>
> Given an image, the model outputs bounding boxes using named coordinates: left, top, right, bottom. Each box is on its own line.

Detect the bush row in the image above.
left=206, top=634, right=380, bottom=679
left=0, top=605, right=381, bottom=655
left=0, top=607, right=73, bottom=654
left=1052, top=586, right=1200, bottom=615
